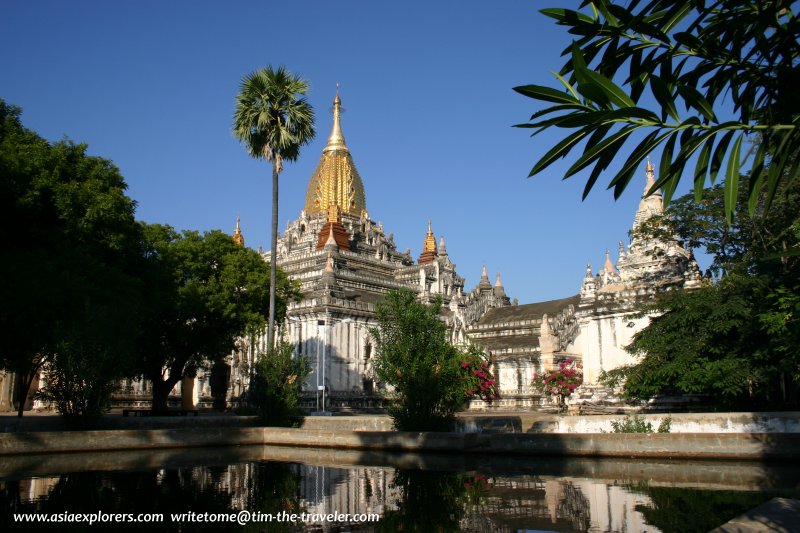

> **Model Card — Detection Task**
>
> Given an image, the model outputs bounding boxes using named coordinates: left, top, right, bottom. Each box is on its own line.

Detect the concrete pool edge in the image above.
left=1, top=427, right=799, bottom=460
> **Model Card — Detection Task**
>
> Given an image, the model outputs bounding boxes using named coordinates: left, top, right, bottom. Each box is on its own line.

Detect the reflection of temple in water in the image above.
left=3, top=464, right=662, bottom=532
left=459, top=477, right=657, bottom=533
left=177, top=463, right=661, bottom=532
left=297, top=464, right=399, bottom=520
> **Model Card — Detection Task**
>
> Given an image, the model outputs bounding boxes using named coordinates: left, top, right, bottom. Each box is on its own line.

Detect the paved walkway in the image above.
left=709, top=498, right=800, bottom=533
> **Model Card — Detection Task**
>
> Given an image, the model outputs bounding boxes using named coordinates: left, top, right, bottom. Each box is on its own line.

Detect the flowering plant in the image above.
left=460, top=347, right=499, bottom=401
left=532, top=358, right=583, bottom=404
left=463, top=474, right=493, bottom=505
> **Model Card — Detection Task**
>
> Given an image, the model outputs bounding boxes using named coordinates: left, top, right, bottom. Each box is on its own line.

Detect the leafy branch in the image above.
left=515, top=0, right=799, bottom=223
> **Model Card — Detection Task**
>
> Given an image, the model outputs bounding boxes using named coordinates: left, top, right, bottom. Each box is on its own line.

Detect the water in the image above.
left=1, top=445, right=796, bottom=532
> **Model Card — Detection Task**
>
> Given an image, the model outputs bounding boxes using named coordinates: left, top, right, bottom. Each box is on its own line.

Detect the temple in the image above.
left=229, top=91, right=702, bottom=411
left=0, top=91, right=702, bottom=413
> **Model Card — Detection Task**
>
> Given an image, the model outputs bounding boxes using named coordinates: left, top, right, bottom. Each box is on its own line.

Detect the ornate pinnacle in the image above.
left=232, top=216, right=244, bottom=246
left=604, top=249, right=616, bottom=272
left=422, top=219, right=437, bottom=253
left=324, top=86, right=348, bottom=153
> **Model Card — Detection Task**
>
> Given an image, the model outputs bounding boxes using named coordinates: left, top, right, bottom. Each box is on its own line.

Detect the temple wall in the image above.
left=575, top=311, right=650, bottom=385
left=0, top=371, right=14, bottom=411
left=288, top=316, right=375, bottom=397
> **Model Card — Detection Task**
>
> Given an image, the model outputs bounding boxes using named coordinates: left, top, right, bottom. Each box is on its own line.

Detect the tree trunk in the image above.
left=15, top=367, right=39, bottom=418
left=151, top=379, right=171, bottom=413
left=267, top=160, right=280, bottom=351
left=151, top=374, right=181, bottom=413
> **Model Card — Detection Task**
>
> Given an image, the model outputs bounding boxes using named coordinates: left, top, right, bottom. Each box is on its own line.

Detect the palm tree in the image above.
left=233, top=66, right=315, bottom=348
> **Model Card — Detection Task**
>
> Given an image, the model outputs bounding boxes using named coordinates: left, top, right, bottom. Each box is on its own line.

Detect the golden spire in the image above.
left=304, top=89, right=367, bottom=216
left=324, top=84, right=348, bottom=153
left=418, top=219, right=438, bottom=264
left=232, top=216, right=244, bottom=246
left=423, top=219, right=437, bottom=253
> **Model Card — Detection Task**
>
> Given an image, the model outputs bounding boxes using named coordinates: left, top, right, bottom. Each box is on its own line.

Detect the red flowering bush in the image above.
left=532, top=358, right=583, bottom=404
left=460, top=347, right=499, bottom=401
left=463, top=474, right=493, bottom=505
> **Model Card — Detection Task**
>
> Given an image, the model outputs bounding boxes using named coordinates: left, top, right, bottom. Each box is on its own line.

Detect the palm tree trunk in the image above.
left=267, top=160, right=279, bottom=350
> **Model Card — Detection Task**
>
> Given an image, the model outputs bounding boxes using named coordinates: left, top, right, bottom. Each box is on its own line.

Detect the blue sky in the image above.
left=1, top=1, right=705, bottom=303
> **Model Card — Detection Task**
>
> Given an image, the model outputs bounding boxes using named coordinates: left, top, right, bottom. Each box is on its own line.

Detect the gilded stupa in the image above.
left=304, top=89, right=367, bottom=216
left=418, top=220, right=438, bottom=264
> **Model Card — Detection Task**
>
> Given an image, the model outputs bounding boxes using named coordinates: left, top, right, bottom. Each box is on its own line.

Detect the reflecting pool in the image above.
left=1, top=445, right=797, bottom=532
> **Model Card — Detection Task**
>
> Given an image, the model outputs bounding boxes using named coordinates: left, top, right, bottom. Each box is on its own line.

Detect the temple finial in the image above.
left=644, top=156, right=657, bottom=195
left=232, top=216, right=244, bottom=246
left=420, top=219, right=437, bottom=256
left=324, top=86, right=348, bottom=153
left=604, top=249, right=616, bottom=272
left=478, top=263, right=492, bottom=289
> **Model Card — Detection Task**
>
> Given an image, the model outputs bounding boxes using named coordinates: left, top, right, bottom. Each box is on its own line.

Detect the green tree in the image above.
left=34, top=264, right=143, bottom=428
left=515, top=1, right=799, bottom=222
left=248, top=341, right=311, bottom=427
left=0, top=99, right=143, bottom=419
left=602, top=175, right=800, bottom=408
left=233, top=66, right=315, bottom=348
left=369, top=289, right=469, bottom=431
left=137, top=225, right=301, bottom=413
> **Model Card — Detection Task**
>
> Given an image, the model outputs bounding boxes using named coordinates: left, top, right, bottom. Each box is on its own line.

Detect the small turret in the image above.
left=493, top=272, right=507, bottom=298
left=478, top=264, right=492, bottom=290
left=580, top=262, right=597, bottom=300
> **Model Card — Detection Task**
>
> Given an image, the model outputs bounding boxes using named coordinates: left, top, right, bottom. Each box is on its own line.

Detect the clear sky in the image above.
left=1, top=0, right=705, bottom=303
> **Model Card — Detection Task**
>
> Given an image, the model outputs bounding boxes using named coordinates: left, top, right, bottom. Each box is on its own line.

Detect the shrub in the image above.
left=370, top=289, right=496, bottom=431
left=460, top=346, right=499, bottom=401
left=532, top=358, right=583, bottom=409
left=248, top=342, right=311, bottom=427
left=610, top=415, right=672, bottom=433
left=36, top=349, right=120, bottom=430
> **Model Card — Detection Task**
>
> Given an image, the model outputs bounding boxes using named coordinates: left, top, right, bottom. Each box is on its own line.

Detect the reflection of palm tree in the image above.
left=234, top=67, right=315, bottom=348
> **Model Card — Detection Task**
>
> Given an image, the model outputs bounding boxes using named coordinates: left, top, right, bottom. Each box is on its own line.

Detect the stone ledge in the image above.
left=1, top=427, right=799, bottom=460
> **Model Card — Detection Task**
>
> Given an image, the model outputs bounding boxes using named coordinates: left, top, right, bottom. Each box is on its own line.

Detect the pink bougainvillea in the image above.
left=460, top=350, right=499, bottom=401
left=532, top=358, right=583, bottom=401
